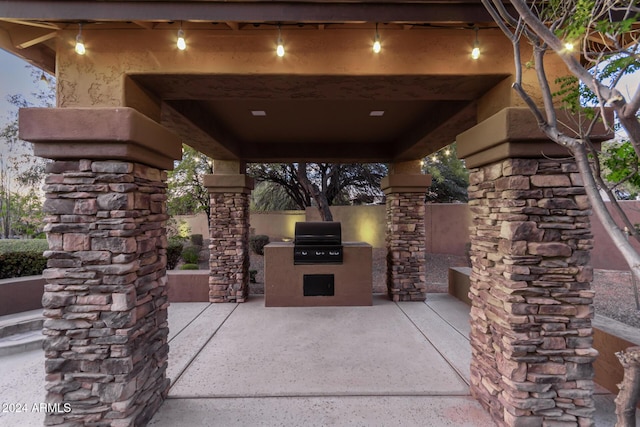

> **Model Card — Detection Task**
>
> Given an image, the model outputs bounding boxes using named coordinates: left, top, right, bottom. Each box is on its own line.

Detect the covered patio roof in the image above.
left=0, top=0, right=516, bottom=162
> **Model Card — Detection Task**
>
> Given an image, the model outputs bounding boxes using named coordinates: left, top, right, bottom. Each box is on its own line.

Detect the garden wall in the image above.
left=164, top=201, right=640, bottom=265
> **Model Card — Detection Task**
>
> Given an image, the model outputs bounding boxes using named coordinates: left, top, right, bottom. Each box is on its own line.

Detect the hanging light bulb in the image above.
left=471, top=26, right=480, bottom=60
left=373, top=23, right=381, bottom=53
left=177, top=25, right=186, bottom=50
left=75, top=24, right=86, bottom=55
left=444, top=148, right=451, bottom=156
left=564, top=42, right=574, bottom=51
left=276, top=25, right=285, bottom=57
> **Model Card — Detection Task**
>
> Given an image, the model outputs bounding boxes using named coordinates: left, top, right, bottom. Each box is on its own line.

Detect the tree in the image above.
left=248, top=162, right=387, bottom=221
left=0, top=68, right=54, bottom=238
left=422, top=143, right=469, bottom=203
left=482, top=0, right=640, bottom=286
left=250, top=181, right=301, bottom=211
left=166, top=144, right=213, bottom=221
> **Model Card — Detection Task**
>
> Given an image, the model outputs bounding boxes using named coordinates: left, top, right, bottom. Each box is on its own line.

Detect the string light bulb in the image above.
left=276, top=26, right=285, bottom=57
left=564, top=42, right=574, bottom=51
left=373, top=23, right=381, bottom=53
left=177, top=25, right=186, bottom=50
left=75, top=24, right=86, bottom=55
left=471, top=26, right=480, bottom=60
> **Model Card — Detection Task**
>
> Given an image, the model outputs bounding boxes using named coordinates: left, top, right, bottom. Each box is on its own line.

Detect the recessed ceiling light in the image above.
left=369, top=110, right=385, bottom=117
left=251, top=110, right=267, bottom=116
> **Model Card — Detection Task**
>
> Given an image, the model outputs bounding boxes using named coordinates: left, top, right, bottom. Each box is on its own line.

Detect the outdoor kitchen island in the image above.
left=264, top=222, right=373, bottom=307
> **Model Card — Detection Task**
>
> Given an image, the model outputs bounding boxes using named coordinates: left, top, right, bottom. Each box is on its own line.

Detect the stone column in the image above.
left=20, top=107, right=181, bottom=426
left=457, top=107, right=612, bottom=426
left=381, top=160, right=431, bottom=302
left=203, top=160, right=254, bottom=303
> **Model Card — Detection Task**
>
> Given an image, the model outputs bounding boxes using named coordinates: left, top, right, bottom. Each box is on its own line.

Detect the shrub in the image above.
left=0, top=240, right=49, bottom=279
left=0, top=239, right=49, bottom=254
left=167, top=240, right=184, bottom=270
left=190, top=234, right=204, bottom=247
left=0, top=252, right=48, bottom=279
left=181, top=245, right=201, bottom=264
left=180, top=263, right=199, bottom=270
left=249, top=235, right=270, bottom=255
left=249, top=269, right=257, bottom=283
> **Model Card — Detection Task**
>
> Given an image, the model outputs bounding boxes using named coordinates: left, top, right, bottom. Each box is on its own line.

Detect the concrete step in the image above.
left=0, top=309, right=44, bottom=356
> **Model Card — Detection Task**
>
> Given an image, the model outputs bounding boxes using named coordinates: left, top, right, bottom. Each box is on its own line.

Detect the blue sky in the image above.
left=0, top=50, right=44, bottom=122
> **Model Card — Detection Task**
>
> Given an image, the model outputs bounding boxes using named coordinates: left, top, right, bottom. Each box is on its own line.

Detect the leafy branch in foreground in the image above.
left=482, top=0, right=640, bottom=285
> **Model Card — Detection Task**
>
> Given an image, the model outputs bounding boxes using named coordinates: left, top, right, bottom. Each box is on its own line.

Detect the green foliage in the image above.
left=553, top=76, right=596, bottom=119
left=167, top=240, right=184, bottom=270
left=0, top=238, right=49, bottom=279
left=167, top=145, right=212, bottom=218
left=179, top=263, right=199, bottom=270
left=251, top=181, right=300, bottom=211
left=0, top=68, right=53, bottom=239
left=181, top=245, right=201, bottom=264
left=249, top=269, right=257, bottom=283
left=0, top=251, right=47, bottom=279
left=602, top=141, right=640, bottom=199
left=249, top=235, right=270, bottom=255
left=166, top=218, right=191, bottom=240
left=0, top=239, right=49, bottom=253
left=247, top=163, right=387, bottom=211
left=423, top=143, right=469, bottom=203
left=551, top=0, right=595, bottom=42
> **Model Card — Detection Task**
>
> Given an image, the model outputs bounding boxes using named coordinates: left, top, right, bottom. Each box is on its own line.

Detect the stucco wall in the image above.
left=424, top=203, right=472, bottom=255
left=590, top=201, right=640, bottom=271
left=305, top=206, right=386, bottom=248
left=250, top=211, right=306, bottom=241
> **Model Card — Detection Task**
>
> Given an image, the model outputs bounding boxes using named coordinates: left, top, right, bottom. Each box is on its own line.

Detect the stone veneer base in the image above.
left=41, top=159, right=170, bottom=426
left=467, top=157, right=597, bottom=426
left=208, top=191, right=250, bottom=303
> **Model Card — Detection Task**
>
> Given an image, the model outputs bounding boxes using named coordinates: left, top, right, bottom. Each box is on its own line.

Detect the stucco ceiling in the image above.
left=130, top=73, right=508, bottom=162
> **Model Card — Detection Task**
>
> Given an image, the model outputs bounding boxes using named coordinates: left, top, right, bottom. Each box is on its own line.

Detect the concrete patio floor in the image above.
left=0, top=294, right=635, bottom=426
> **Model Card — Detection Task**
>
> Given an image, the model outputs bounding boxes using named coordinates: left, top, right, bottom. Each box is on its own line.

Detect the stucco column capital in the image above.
left=203, top=174, right=254, bottom=194
left=380, top=173, right=431, bottom=195
left=19, top=107, right=182, bottom=170
left=456, top=107, right=613, bottom=169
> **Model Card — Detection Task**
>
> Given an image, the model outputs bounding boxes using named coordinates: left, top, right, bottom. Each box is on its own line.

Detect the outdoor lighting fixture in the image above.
left=373, top=23, right=381, bottom=53
left=276, top=26, right=285, bottom=57
left=471, top=26, right=480, bottom=60
left=369, top=110, right=384, bottom=117
left=444, top=148, right=451, bottom=156
left=75, top=24, right=86, bottom=55
left=564, top=42, right=574, bottom=51
left=177, top=25, right=186, bottom=50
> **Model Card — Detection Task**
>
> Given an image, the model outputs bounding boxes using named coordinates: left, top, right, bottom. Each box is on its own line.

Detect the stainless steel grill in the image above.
left=293, top=222, right=343, bottom=264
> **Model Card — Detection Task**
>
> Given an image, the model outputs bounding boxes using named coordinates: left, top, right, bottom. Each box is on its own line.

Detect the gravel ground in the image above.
left=248, top=249, right=640, bottom=329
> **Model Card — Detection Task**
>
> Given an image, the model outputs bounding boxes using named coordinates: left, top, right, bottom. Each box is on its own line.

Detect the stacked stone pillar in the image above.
left=204, top=161, right=254, bottom=303
left=457, top=108, right=612, bottom=427
left=20, top=107, right=181, bottom=426
left=381, top=161, right=431, bottom=302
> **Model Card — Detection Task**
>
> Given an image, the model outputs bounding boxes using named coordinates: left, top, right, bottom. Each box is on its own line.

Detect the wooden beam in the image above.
left=14, top=30, right=57, bottom=49
left=0, top=1, right=505, bottom=25
left=225, top=21, right=239, bottom=31
left=132, top=20, right=156, bottom=30
left=0, top=18, right=61, bottom=30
